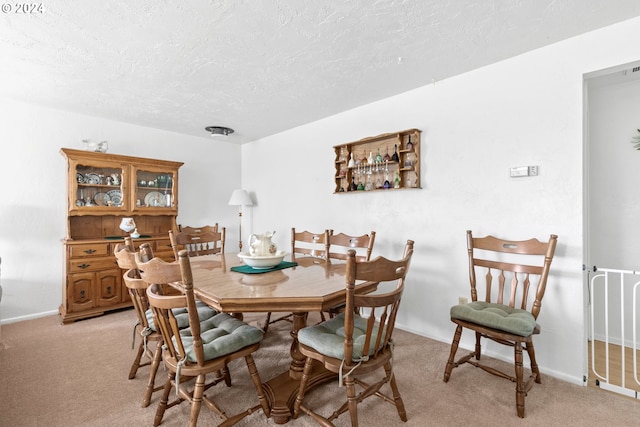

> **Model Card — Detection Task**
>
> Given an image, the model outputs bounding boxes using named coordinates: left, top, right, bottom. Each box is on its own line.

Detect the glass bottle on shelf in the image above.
left=384, top=146, right=391, bottom=162
left=349, top=176, right=357, bottom=191
left=406, top=135, right=414, bottom=151
left=339, top=147, right=346, bottom=162
left=361, top=150, right=368, bottom=165
left=404, top=151, right=413, bottom=168
left=367, top=151, right=374, bottom=165
left=394, top=171, right=401, bottom=188
left=365, top=171, right=373, bottom=191
left=392, top=144, right=400, bottom=163
left=375, top=148, right=383, bottom=164
left=383, top=164, right=391, bottom=189
left=348, top=152, right=355, bottom=168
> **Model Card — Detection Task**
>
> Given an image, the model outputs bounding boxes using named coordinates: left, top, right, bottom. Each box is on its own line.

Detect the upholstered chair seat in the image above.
left=450, top=301, right=538, bottom=336
left=174, top=312, right=264, bottom=362
left=297, top=313, right=385, bottom=360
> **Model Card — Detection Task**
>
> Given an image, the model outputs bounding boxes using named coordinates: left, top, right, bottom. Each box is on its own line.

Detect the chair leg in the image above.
left=129, top=340, right=145, bottom=379
left=474, top=331, right=482, bottom=360
left=262, top=312, right=272, bottom=333
left=443, top=324, right=463, bottom=382
left=514, top=342, right=525, bottom=418
left=142, top=340, right=163, bottom=407
left=385, top=361, right=407, bottom=422
left=344, top=374, right=359, bottom=427
left=219, top=365, right=231, bottom=387
left=293, top=357, right=314, bottom=418
left=245, top=354, right=271, bottom=418
left=189, top=374, right=206, bottom=427
left=525, top=340, right=542, bottom=383
left=154, top=372, right=174, bottom=427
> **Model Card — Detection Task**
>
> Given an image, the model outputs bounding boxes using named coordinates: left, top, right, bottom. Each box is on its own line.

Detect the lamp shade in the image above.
left=228, top=189, right=253, bottom=206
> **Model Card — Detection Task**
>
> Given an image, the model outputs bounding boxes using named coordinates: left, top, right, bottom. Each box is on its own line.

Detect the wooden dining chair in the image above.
left=139, top=249, right=270, bottom=427
left=114, top=238, right=164, bottom=407
left=291, top=228, right=331, bottom=259
left=293, top=240, right=414, bottom=427
left=169, top=226, right=226, bottom=259
left=115, top=241, right=219, bottom=408
left=327, top=230, right=376, bottom=262
left=443, top=230, right=558, bottom=418
left=325, top=230, right=377, bottom=318
left=178, top=223, right=218, bottom=233
left=262, top=228, right=331, bottom=333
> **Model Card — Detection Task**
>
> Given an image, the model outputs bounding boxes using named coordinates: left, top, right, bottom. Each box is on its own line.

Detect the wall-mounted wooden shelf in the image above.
left=333, top=129, right=421, bottom=193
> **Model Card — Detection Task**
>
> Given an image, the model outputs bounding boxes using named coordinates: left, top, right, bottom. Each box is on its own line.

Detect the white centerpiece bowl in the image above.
left=237, top=251, right=287, bottom=269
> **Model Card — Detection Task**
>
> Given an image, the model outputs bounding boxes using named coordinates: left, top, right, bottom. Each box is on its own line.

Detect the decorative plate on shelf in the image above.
left=144, top=191, right=164, bottom=207
left=84, top=173, right=101, bottom=185
left=93, top=192, right=110, bottom=206
left=106, top=189, right=122, bottom=206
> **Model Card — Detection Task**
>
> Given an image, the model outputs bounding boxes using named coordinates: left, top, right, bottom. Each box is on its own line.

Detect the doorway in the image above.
left=584, top=61, right=640, bottom=398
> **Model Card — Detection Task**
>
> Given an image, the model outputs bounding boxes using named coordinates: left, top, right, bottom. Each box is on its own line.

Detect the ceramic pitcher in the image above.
left=248, top=231, right=277, bottom=256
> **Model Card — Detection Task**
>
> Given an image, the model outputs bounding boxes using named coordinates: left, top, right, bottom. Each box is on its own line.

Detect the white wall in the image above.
left=242, top=17, right=640, bottom=384
left=0, top=98, right=242, bottom=322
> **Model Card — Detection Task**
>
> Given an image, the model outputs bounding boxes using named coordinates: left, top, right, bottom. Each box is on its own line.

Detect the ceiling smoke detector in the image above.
left=205, top=126, right=234, bottom=137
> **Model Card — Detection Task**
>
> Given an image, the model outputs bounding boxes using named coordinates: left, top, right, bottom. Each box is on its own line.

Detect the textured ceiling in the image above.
left=2, top=0, right=640, bottom=143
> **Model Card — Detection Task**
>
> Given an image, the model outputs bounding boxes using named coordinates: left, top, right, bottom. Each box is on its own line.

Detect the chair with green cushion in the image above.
left=293, top=240, right=414, bottom=427
left=443, top=230, right=558, bottom=418
left=116, top=240, right=221, bottom=408
left=115, top=238, right=165, bottom=407
left=139, top=249, right=270, bottom=427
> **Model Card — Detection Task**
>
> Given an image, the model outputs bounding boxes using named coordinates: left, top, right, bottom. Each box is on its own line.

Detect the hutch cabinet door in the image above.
left=67, top=272, right=95, bottom=312
left=68, top=157, right=129, bottom=214
left=96, top=269, right=122, bottom=307
left=130, top=165, right=178, bottom=213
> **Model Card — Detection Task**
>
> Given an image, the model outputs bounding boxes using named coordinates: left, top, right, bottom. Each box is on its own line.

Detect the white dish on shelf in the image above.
left=84, top=173, right=101, bottom=185
left=144, top=191, right=164, bottom=207
left=106, top=189, right=122, bottom=206
left=237, top=251, right=287, bottom=269
left=93, top=192, right=110, bottom=206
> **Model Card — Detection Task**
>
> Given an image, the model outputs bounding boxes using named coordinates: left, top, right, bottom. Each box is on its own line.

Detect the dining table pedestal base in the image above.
left=263, top=360, right=336, bottom=424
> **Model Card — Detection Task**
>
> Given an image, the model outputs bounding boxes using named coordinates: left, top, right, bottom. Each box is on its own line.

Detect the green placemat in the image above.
left=231, top=261, right=298, bottom=274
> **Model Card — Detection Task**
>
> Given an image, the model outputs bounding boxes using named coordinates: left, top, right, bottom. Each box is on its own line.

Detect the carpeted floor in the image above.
left=1, top=309, right=638, bottom=426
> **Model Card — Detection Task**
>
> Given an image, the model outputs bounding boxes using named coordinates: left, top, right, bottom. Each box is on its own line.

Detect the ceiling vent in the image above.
left=205, top=126, right=234, bottom=137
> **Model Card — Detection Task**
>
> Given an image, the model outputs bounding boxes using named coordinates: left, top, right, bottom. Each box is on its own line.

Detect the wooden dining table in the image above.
left=187, top=253, right=379, bottom=424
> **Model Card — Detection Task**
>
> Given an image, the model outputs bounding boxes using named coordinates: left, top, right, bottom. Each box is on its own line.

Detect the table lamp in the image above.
left=228, top=189, right=253, bottom=251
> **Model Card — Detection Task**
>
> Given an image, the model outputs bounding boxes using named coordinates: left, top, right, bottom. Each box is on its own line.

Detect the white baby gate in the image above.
left=588, top=267, right=640, bottom=399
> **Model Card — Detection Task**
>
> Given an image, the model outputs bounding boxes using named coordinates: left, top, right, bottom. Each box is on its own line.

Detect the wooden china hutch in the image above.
left=59, top=148, right=183, bottom=324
